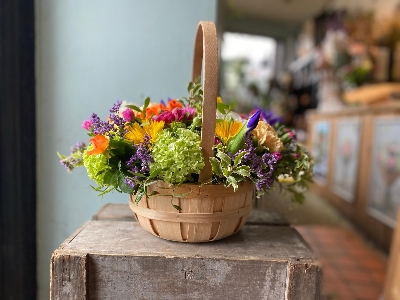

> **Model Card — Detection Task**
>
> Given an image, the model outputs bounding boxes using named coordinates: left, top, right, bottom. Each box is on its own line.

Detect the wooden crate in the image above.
left=51, top=221, right=321, bottom=299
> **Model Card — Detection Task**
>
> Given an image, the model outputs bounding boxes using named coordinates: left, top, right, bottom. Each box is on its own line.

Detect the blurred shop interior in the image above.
left=218, top=0, right=400, bottom=141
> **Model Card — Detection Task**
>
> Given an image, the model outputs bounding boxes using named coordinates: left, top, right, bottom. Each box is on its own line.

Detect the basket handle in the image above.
left=192, top=21, right=218, bottom=183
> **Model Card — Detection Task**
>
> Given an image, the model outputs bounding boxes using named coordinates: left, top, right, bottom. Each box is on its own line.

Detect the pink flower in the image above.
left=81, top=120, right=92, bottom=130
left=153, top=110, right=174, bottom=124
left=122, top=108, right=135, bottom=122
left=153, top=107, right=196, bottom=124
left=273, top=152, right=283, bottom=160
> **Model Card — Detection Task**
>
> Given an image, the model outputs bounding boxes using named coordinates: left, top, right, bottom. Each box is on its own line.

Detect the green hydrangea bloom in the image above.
left=82, top=145, right=110, bottom=185
left=150, top=128, right=204, bottom=184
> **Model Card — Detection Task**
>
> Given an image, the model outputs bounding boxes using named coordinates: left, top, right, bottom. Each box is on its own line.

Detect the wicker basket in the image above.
left=129, top=21, right=255, bottom=242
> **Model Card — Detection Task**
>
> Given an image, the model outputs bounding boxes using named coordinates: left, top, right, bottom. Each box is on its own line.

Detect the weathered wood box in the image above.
left=51, top=221, right=321, bottom=299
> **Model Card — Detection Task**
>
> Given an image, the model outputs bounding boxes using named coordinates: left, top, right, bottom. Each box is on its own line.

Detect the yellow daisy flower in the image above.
left=215, top=120, right=243, bottom=143
left=125, top=120, right=165, bottom=145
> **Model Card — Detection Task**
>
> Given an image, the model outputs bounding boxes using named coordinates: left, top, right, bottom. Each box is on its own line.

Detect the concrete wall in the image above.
left=35, top=1, right=216, bottom=298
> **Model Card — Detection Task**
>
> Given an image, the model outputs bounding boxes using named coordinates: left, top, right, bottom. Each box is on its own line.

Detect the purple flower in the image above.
left=233, top=135, right=279, bottom=192
left=160, top=99, right=166, bottom=107
left=125, top=178, right=136, bottom=189
left=122, top=108, right=135, bottom=122
left=71, top=142, right=86, bottom=153
left=109, top=101, right=122, bottom=114
left=260, top=110, right=283, bottom=125
left=246, top=110, right=261, bottom=133
left=126, top=134, right=153, bottom=174
left=89, top=101, right=126, bottom=137
left=81, top=120, right=92, bottom=130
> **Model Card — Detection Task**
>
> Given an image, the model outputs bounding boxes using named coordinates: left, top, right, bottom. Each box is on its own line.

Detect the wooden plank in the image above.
left=50, top=222, right=91, bottom=300
left=51, top=221, right=321, bottom=299
left=287, top=261, right=322, bottom=300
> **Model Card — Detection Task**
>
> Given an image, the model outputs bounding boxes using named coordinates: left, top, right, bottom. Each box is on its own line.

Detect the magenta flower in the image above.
left=81, top=120, right=93, bottom=130
left=273, top=152, right=283, bottom=160
left=181, top=107, right=196, bottom=120
left=153, top=107, right=196, bottom=124
left=122, top=108, right=135, bottom=122
left=153, top=110, right=174, bottom=123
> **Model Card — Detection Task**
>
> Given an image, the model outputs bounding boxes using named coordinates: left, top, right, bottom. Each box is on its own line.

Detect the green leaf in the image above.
left=216, top=151, right=232, bottom=169
left=135, top=186, right=145, bottom=204
left=233, top=166, right=251, bottom=177
left=187, top=81, right=194, bottom=93
left=233, top=151, right=246, bottom=166
left=217, top=103, right=230, bottom=115
left=227, top=121, right=248, bottom=154
left=142, top=97, right=150, bottom=114
left=172, top=204, right=182, bottom=211
left=118, top=174, right=135, bottom=194
left=144, top=179, right=160, bottom=187
left=226, top=175, right=238, bottom=191
left=57, top=152, right=66, bottom=159
left=192, top=84, right=201, bottom=95
left=209, top=157, right=223, bottom=176
left=125, top=104, right=142, bottom=112
left=103, top=170, right=120, bottom=188
left=148, top=168, right=160, bottom=180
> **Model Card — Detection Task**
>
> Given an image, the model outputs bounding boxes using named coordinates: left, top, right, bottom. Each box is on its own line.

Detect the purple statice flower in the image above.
left=126, top=134, right=153, bottom=174
left=246, top=110, right=261, bottom=133
left=89, top=101, right=126, bottom=137
left=234, top=135, right=279, bottom=192
left=59, top=142, right=86, bottom=172
left=81, top=120, right=92, bottom=130
left=109, top=101, right=122, bottom=114
left=90, top=113, right=114, bottom=135
left=125, top=177, right=136, bottom=189
left=122, top=108, right=135, bottom=122
left=71, top=142, right=86, bottom=153
left=160, top=99, right=166, bottom=107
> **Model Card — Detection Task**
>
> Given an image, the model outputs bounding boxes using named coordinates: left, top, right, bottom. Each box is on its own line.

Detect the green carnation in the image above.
left=82, top=145, right=110, bottom=185
left=150, top=128, right=204, bottom=184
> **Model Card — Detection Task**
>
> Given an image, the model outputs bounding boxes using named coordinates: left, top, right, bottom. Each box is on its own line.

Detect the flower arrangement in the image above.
left=59, top=81, right=313, bottom=205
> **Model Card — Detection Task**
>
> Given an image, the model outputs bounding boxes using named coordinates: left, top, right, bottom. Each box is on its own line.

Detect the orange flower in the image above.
left=166, top=99, right=182, bottom=111
left=145, top=105, right=161, bottom=118
left=87, top=135, right=109, bottom=155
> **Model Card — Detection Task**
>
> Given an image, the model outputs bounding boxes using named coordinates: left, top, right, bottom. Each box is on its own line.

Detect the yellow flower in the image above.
left=124, top=120, right=165, bottom=145
left=215, top=120, right=243, bottom=143
left=217, top=96, right=223, bottom=103
left=252, top=121, right=283, bottom=152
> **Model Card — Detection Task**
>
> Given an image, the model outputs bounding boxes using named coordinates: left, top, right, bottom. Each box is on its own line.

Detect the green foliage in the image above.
left=210, top=145, right=252, bottom=191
